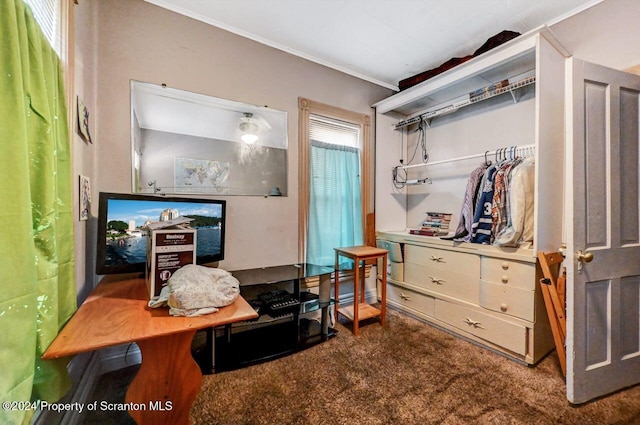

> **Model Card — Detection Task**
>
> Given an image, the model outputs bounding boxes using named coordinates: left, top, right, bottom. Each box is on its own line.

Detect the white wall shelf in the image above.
left=373, top=26, right=567, bottom=117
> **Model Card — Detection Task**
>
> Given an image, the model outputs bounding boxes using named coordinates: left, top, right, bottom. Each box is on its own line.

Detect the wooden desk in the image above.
left=42, top=274, right=258, bottom=425
left=334, top=246, right=388, bottom=336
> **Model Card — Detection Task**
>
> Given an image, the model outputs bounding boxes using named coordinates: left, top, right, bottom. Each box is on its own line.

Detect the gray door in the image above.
left=566, top=58, right=640, bottom=403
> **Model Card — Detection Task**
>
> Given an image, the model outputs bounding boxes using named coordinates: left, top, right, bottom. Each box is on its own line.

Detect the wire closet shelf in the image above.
left=393, top=74, right=536, bottom=130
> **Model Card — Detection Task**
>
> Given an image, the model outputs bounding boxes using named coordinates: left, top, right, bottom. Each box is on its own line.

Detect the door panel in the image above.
left=620, top=88, right=640, bottom=244
left=621, top=276, right=640, bottom=358
left=584, top=279, right=609, bottom=368
left=567, top=59, right=640, bottom=404
left=583, top=81, right=608, bottom=248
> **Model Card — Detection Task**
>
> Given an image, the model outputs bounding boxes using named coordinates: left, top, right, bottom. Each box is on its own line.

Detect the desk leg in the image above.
left=353, top=258, right=360, bottom=336
left=381, top=254, right=387, bottom=326
left=126, top=331, right=201, bottom=425
left=334, top=252, right=340, bottom=325
left=319, top=272, right=331, bottom=337
left=360, top=259, right=366, bottom=304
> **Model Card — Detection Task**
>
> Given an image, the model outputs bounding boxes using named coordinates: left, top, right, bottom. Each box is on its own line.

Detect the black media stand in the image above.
left=193, top=264, right=336, bottom=373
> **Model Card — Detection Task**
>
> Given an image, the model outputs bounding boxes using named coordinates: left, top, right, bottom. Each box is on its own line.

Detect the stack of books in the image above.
left=410, top=212, right=452, bottom=236
left=469, top=79, right=510, bottom=102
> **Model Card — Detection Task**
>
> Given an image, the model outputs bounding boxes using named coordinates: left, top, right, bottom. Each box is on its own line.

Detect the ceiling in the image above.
left=144, top=0, right=600, bottom=90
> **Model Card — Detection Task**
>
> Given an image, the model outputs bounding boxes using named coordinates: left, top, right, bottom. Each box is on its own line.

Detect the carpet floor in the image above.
left=83, top=308, right=640, bottom=425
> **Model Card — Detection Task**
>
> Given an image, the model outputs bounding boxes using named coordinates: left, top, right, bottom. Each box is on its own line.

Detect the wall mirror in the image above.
left=131, top=81, right=288, bottom=196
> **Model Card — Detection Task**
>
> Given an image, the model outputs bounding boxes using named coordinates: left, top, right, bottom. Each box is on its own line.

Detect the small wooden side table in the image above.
left=334, top=245, right=388, bottom=336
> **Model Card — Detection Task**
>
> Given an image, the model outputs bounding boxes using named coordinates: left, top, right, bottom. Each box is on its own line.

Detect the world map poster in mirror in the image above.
left=131, top=81, right=288, bottom=196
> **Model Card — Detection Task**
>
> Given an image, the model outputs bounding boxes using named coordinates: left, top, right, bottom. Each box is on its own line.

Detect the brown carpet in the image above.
left=85, top=308, right=640, bottom=425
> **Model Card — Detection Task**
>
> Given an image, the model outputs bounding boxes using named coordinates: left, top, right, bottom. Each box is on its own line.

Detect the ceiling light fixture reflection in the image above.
left=239, top=112, right=259, bottom=144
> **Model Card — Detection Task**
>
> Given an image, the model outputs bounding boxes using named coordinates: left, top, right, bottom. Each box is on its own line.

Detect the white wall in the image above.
left=92, top=0, right=392, bottom=271
left=374, top=111, right=406, bottom=232
left=73, top=0, right=99, bottom=300
left=550, top=0, right=640, bottom=71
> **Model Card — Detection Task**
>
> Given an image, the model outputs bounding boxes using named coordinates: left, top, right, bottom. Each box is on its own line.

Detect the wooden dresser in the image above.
left=378, top=231, right=553, bottom=365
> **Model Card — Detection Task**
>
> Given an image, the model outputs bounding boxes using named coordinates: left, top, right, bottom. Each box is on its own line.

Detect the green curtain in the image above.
left=0, top=1, right=77, bottom=424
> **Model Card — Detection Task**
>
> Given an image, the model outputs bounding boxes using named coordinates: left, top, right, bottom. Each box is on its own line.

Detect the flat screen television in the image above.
left=96, top=192, right=226, bottom=274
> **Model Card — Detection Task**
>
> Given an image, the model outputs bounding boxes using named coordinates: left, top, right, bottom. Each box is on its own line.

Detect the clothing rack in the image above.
left=398, top=144, right=536, bottom=170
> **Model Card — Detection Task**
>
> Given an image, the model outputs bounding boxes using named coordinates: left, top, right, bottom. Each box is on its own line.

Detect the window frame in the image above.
left=60, top=0, right=75, bottom=137
left=298, top=97, right=371, bottom=263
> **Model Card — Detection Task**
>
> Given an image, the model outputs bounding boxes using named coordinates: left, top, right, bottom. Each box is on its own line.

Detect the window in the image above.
left=23, top=0, right=61, bottom=54
left=298, top=98, right=371, bottom=266
left=22, top=0, right=75, bottom=138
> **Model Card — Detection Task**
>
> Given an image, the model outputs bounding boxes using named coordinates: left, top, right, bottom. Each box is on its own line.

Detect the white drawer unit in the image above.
left=479, top=279, right=535, bottom=322
left=377, top=233, right=553, bottom=365
left=405, top=245, right=480, bottom=303
left=480, top=257, right=535, bottom=290
left=405, top=262, right=479, bottom=303
left=377, top=240, right=404, bottom=281
left=376, top=240, right=404, bottom=263
left=386, top=283, right=435, bottom=317
left=406, top=245, right=476, bottom=270
left=387, top=261, right=404, bottom=281
left=435, top=299, right=527, bottom=356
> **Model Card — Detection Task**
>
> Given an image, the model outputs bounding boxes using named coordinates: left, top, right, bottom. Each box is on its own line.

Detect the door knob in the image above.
left=577, top=250, right=594, bottom=263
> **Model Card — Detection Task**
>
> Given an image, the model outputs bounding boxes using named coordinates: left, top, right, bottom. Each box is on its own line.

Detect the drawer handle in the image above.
left=399, top=292, right=411, bottom=301
left=429, top=276, right=445, bottom=285
left=501, top=275, right=509, bottom=283
left=464, top=317, right=484, bottom=329
left=502, top=262, right=510, bottom=270
left=500, top=303, right=508, bottom=312
left=430, top=256, right=445, bottom=263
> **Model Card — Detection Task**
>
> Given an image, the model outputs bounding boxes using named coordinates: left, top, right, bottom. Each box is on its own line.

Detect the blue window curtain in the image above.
left=1, top=1, right=76, bottom=424
left=307, top=140, right=363, bottom=267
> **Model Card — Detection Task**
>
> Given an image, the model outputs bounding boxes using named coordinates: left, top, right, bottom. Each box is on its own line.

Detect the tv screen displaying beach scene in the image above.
left=96, top=192, right=225, bottom=274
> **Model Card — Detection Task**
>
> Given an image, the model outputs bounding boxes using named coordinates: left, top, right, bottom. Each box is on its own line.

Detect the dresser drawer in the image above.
left=405, top=262, right=479, bottom=303
left=376, top=240, right=404, bottom=263
left=435, top=299, right=527, bottom=356
left=406, top=245, right=479, bottom=272
left=480, top=257, right=535, bottom=290
left=378, top=258, right=404, bottom=281
left=387, top=283, right=435, bottom=317
left=479, top=279, right=534, bottom=322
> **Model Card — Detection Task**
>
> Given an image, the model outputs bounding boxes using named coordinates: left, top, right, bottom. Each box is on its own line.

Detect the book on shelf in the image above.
left=425, top=212, right=452, bottom=219
left=422, top=217, right=449, bottom=222
left=469, top=79, right=510, bottom=100
left=414, top=212, right=453, bottom=236
left=421, top=221, right=449, bottom=229
left=409, top=228, right=449, bottom=237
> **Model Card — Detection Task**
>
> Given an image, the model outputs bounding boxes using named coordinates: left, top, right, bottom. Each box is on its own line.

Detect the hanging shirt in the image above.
left=448, top=163, right=488, bottom=242
left=494, top=157, right=535, bottom=247
left=492, top=158, right=522, bottom=237
left=471, top=165, right=497, bottom=244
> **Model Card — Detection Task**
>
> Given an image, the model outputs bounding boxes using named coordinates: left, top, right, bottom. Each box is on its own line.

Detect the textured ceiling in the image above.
left=144, top=0, right=600, bottom=90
